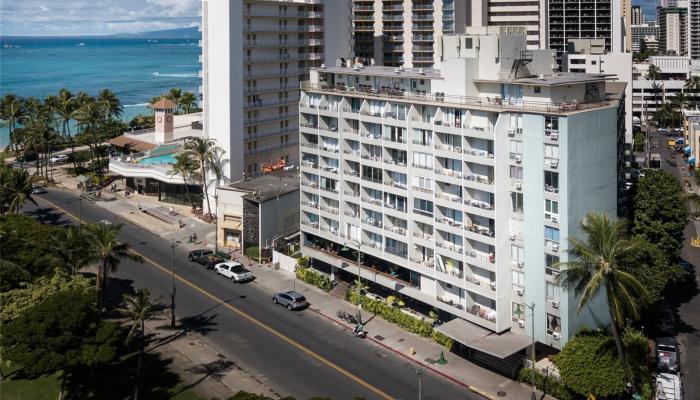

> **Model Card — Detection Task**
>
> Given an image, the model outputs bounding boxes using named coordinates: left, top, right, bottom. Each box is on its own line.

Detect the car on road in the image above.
left=678, top=259, right=693, bottom=273
left=188, top=249, right=213, bottom=262
left=657, top=337, right=679, bottom=373
left=195, top=253, right=225, bottom=270
left=272, top=291, right=309, bottom=311
left=214, top=261, right=254, bottom=282
left=31, top=184, right=47, bottom=194
left=50, top=154, right=70, bottom=164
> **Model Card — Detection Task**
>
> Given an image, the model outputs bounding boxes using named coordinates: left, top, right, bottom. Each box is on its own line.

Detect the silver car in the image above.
left=272, top=291, right=309, bottom=311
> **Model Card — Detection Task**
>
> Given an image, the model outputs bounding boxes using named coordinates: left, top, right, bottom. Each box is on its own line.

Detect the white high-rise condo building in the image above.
left=202, top=0, right=351, bottom=180
left=298, top=28, right=623, bottom=358
left=547, top=0, right=623, bottom=64
left=351, top=0, right=469, bottom=68
left=689, top=0, right=700, bottom=59
left=658, top=6, right=688, bottom=56
left=484, top=0, right=546, bottom=49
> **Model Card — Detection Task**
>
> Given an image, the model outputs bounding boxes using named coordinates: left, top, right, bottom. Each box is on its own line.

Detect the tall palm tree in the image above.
left=84, top=223, right=143, bottom=311
left=0, top=94, right=25, bottom=152
left=556, top=212, right=648, bottom=391
left=168, top=152, right=199, bottom=210
left=4, top=168, right=36, bottom=215
left=684, top=76, right=700, bottom=93
left=672, top=92, right=689, bottom=111
left=166, top=88, right=183, bottom=114
left=118, top=288, right=162, bottom=400
left=56, top=89, right=75, bottom=139
left=185, top=137, right=219, bottom=218
left=179, top=91, right=198, bottom=114
left=74, top=98, right=106, bottom=183
left=51, top=226, right=92, bottom=275
left=646, top=64, right=661, bottom=80
left=97, top=89, right=123, bottom=120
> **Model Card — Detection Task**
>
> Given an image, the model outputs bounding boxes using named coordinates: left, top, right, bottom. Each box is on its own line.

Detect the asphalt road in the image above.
left=650, top=130, right=700, bottom=400
left=23, top=187, right=483, bottom=400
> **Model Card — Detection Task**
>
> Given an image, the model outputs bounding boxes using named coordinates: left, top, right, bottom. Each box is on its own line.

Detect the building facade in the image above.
left=658, top=7, right=688, bottom=55
left=352, top=0, right=469, bottom=68
left=298, top=29, right=620, bottom=351
left=631, top=22, right=659, bottom=52
left=632, top=5, right=644, bottom=24
left=485, top=0, right=546, bottom=49
left=690, top=0, right=700, bottom=59
left=632, top=56, right=699, bottom=121
left=202, top=0, right=352, bottom=182
left=547, top=0, right=623, bottom=63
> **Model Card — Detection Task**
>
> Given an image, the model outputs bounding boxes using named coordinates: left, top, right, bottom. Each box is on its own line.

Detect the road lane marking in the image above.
left=34, top=195, right=394, bottom=400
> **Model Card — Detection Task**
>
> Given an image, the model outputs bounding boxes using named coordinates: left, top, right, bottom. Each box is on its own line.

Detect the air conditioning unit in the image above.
left=552, top=332, right=561, bottom=340
left=515, top=182, right=523, bottom=190
left=508, top=128, right=516, bottom=137
left=551, top=300, right=560, bottom=309
left=517, top=287, right=525, bottom=296
left=509, top=233, right=516, bottom=241
left=515, top=155, right=522, bottom=163
left=550, top=160, right=559, bottom=168
left=551, top=132, right=559, bottom=141
left=551, top=215, right=559, bottom=223
left=550, top=243, right=559, bottom=252
left=517, top=262, right=524, bottom=269
left=518, top=319, right=526, bottom=328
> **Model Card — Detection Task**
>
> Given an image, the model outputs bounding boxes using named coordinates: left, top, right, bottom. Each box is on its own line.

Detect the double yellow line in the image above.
left=35, top=196, right=393, bottom=400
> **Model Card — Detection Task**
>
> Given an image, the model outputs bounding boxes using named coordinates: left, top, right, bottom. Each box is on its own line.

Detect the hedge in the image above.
left=517, top=368, right=574, bottom=400
left=296, top=267, right=333, bottom=292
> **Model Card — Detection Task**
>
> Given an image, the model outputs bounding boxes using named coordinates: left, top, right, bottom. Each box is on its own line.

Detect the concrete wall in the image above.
left=322, top=0, right=352, bottom=65
left=258, top=190, right=301, bottom=251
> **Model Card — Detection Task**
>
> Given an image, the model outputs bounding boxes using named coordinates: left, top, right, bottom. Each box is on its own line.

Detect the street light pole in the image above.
left=524, top=302, right=537, bottom=400
left=356, top=241, right=362, bottom=324
left=78, top=197, right=83, bottom=230
left=170, top=239, right=179, bottom=328
left=415, top=366, right=426, bottom=400
left=214, top=194, right=219, bottom=254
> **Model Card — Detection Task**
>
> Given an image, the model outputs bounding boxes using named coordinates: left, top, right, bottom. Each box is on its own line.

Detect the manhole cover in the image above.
left=424, top=357, right=436, bottom=364
left=398, top=338, right=405, bottom=342
left=497, top=391, right=507, bottom=397
left=374, top=335, right=386, bottom=341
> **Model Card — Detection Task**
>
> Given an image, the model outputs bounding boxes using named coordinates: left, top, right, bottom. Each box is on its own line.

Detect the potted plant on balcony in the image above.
left=389, top=265, right=398, bottom=277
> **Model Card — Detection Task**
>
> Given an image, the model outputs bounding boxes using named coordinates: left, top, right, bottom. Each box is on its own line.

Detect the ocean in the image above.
left=0, top=37, right=201, bottom=149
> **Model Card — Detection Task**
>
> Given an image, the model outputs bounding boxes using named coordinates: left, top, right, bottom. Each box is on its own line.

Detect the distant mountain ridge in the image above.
left=110, top=26, right=200, bottom=39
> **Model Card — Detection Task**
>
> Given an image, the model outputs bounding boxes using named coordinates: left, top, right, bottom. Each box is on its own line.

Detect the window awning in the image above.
left=435, top=318, right=532, bottom=359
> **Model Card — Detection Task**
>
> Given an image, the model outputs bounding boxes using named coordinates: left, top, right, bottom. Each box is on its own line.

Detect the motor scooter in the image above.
left=352, top=323, right=367, bottom=338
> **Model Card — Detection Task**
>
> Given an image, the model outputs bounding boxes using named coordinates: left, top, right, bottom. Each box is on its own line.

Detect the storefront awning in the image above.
left=436, top=318, right=532, bottom=359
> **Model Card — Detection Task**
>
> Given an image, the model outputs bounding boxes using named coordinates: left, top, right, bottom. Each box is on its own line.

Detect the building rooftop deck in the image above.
left=225, top=170, right=300, bottom=203
left=316, top=65, right=442, bottom=79
left=122, top=112, right=204, bottom=145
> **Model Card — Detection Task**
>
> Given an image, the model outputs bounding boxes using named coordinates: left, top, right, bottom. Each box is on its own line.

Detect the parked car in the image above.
left=656, top=372, right=683, bottom=400
left=656, top=337, right=679, bottom=372
left=188, top=249, right=213, bottom=262
left=272, top=291, right=309, bottom=311
left=678, top=259, right=693, bottom=273
left=214, top=261, right=254, bottom=282
left=656, top=306, right=676, bottom=335
left=50, top=154, right=70, bottom=164
left=195, top=254, right=225, bottom=270
left=31, top=184, right=47, bottom=194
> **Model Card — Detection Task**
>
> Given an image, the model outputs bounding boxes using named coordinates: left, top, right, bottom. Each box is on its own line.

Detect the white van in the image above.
left=656, top=373, right=682, bottom=400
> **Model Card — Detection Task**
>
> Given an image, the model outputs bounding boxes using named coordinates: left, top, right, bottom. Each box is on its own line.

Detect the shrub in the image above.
left=347, top=290, right=433, bottom=338
left=517, top=368, right=574, bottom=400
left=431, top=330, right=454, bottom=350
left=296, top=267, right=333, bottom=292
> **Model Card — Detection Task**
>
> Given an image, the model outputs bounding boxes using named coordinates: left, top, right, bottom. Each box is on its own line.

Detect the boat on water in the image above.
left=78, top=43, right=85, bottom=46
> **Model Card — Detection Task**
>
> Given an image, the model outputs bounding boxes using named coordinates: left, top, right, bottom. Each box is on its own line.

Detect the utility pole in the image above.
left=170, top=239, right=179, bottom=328
left=524, top=302, right=537, bottom=400
left=415, top=366, right=426, bottom=400
left=78, top=196, right=83, bottom=231
left=214, top=194, right=219, bottom=254
left=356, top=241, right=362, bottom=324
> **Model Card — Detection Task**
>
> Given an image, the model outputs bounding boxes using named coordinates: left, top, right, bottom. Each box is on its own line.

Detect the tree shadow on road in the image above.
left=171, top=358, right=236, bottom=397
left=22, top=206, right=72, bottom=226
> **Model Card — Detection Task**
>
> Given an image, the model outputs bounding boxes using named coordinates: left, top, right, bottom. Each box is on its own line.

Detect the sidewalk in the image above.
left=48, top=167, right=549, bottom=400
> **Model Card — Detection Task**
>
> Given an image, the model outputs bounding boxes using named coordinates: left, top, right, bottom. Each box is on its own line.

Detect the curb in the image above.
left=307, top=307, right=499, bottom=400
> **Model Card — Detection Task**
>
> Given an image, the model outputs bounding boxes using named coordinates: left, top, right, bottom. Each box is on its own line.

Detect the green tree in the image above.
left=554, top=328, right=651, bottom=398
left=1, top=289, right=123, bottom=400
left=684, top=76, right=700, bottom=93
left=633, top=169, right=688, bottom=259
left=179, top=91, right=198, bottom=114
left=620, top=237, right=685, bottom=305
left=185, top=137, right=221, bottom=218
left=97, top=89, right=123, bottom=120
left=672, top=92, right=689, bottom=111
left=51, top=225, right=93, bottom=275
left=646, top=64, right=661, bottom=80
left=166, top=88, right=183, bottom=114
left=118, top=288, right=163, bottom=400
left=0, top=94, right=25, bottom=152
left=84, top=222, right=143, bottom=311
left=2, top=167, right=36, bottom=215
left=556, top=212, right=648, bottom=391
left=168, top=152, right=199, bottom=210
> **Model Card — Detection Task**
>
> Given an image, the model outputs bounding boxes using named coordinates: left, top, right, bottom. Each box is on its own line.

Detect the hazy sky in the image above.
left=0, top=0, right=200, bottom=37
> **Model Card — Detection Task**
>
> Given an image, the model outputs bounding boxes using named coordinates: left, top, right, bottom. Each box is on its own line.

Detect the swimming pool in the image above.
left=137, top=153, right=177, bottom=165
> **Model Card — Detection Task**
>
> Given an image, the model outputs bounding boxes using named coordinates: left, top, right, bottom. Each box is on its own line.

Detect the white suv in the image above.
left=214, top=261, right=254, bottom=282
left=50, top=154, right=69, bottom=164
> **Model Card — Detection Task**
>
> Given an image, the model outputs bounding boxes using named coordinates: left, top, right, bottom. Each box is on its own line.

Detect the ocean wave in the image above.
left=124, top=103, right=150, bottom=108
left=151, top=72, right=198, bottom=78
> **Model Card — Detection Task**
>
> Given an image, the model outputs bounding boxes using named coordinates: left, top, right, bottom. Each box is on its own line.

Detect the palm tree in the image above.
left=646, top=64, right=661, bottom=80
left=118, top=288, right=162, bottom=400
left=684, top=76, right=700, bottom=93
left=0, top=94, right=25, bottom=152
left=4, top=168, right=36, bottom=214
left=84, top=222, right=143, bottom=311
left=672, top=92, right=689, bottom=111
left=74, top=98, right=106, bottom=183
left=179, top=91, right=198, bottom=114
left=168, top=152, right=199, bottom=210
left=185, top=137, right=220, bottom=218
left=51, top=226, right=92, bottom=275
left=686, top=193, right=700, bottom=218
left=166, top=88, right=183, bottom=114
left=556, top=212, right=648, bottom=391
left=97, top=89, right=123, bottom=120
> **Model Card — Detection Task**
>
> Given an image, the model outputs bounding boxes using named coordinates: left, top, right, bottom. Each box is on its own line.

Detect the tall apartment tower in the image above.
left=622, top=0, right=632, bottom=51
left=631, top=5, right=643, bottom=24
left=689, top=0, right=700, bottom=59
left=658, top=7, right=688, bottom=55
left=298, top=28, right=621, bottom=351
left=202, top=0, right=352, bottom=180
left=485, top=0, right=547, bottom=49
left=351, top=0, right=469, bottom=68
left=547, top=0, right=623, bottom=63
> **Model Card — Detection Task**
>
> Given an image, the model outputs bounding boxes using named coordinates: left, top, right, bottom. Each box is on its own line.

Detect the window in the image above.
left=545, top=199, right=559, bottom=220
left=545, top=254, right=560, bottom=276
left=534, top=87, right=541, bottom=94
left=546, top=313, right=561, bottom=335
left=545, top=282, right=560, bottom=301
left=414, top=198, right=434, bottom=215
left=545, top=171, right=559, bottom=192
left=512, top=302, right=526, bottom=322
left=544, top=144, right=559, bottom=159
left=413, top=176, right=433, bottom=191
left=413, top=152, right=433, bottom=169
left=545, top=226, right=560, bottom=243
left=512, top=270, right=524, bottom=290
left=511, top=192, right=523, bottom=213
left=464, top=37, right=473, bottom=49
left=510, top=166, right=523, bottom=180
left=511, top=245, right=524, bottom=262
left=509, top=140, right=523, bottom=154
left=413, top=129, right=432, bottom=146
